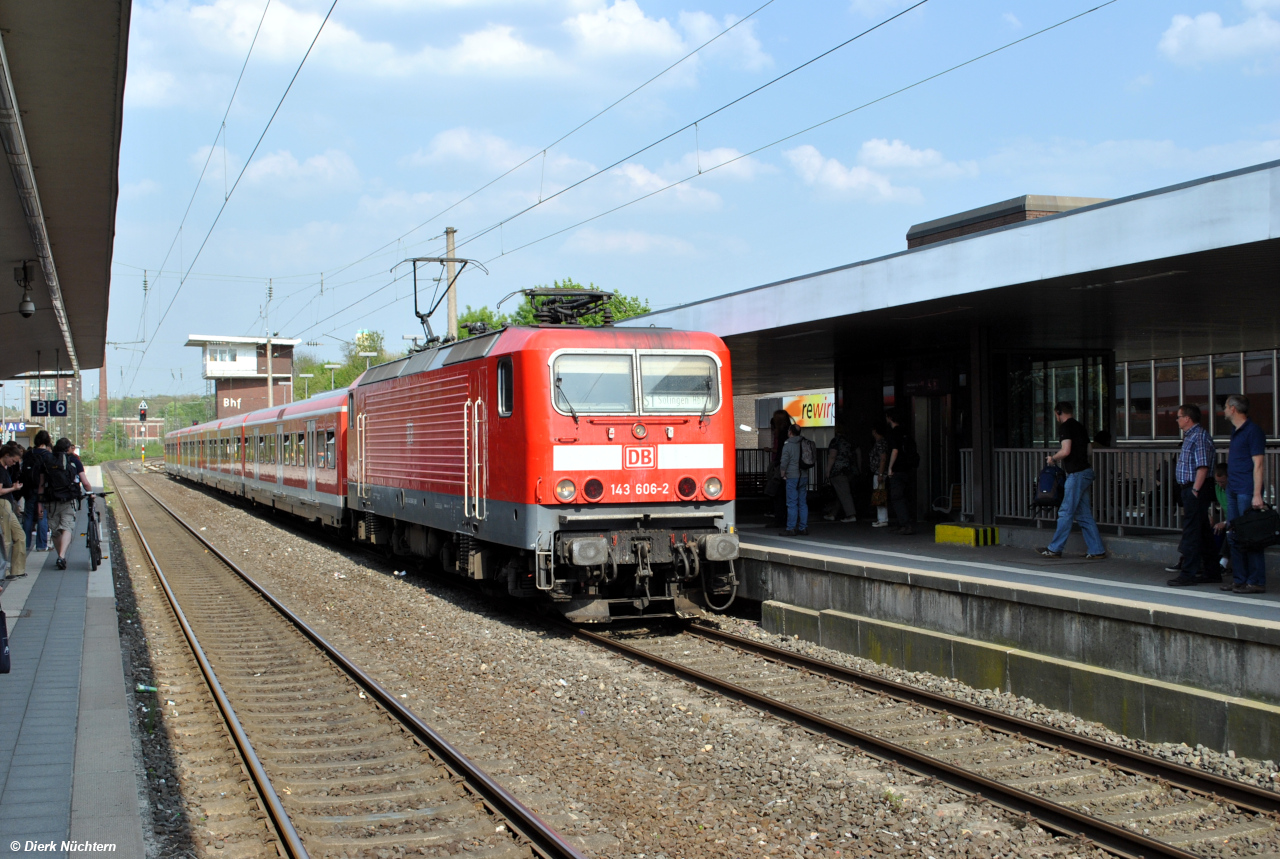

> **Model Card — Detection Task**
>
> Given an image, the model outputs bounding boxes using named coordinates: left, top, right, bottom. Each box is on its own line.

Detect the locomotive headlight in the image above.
left=632, top=423, right=647, bottom=439
left=703, top=476, right=723, bottom=498
left=555, top=479, right=577, bottom=502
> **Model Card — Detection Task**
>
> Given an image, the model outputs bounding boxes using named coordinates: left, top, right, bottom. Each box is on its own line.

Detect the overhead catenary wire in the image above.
left=310, top=0, right=784, bottom=287
left=124, top=0, right=341, bottom=396
left=445, top=0, right=931, bottom=256
left=472, top=0, right=1121, bottom=264
left=303, top=0, right=1122, bottom=347
left=131, top=0, right=274, bottom=345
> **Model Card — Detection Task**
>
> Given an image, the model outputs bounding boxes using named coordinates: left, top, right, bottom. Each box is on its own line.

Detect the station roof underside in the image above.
left=624, top=160, right=1280, bottom=396
left=0, top=2, right=130, bottom=380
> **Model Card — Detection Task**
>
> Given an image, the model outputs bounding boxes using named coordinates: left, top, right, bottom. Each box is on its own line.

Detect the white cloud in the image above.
left=611, top=162, right=720, bottom=206
left=1158, top=11, right=1280, bottom=67
left=563, top=227, right=693, bottom=255
left=244, top=149, right=361, bottom=189
left=1244, top=0, right=1280, bottom=10
left=784, top=145, right=919, bottom=202
left=675, top=147, right=769, bottom=180
left=564, top=1, right=771, bottom=71
left=150, top=0, right=559, bottom=79
left=121, top=179, right=162, bottom=199
left=566, top=0, right=683, bottom=57
left=678, top=11, right=771, bottom=71
left=857, top=138, right=977, bottom=178
left=406, top=128, right=530, bottom=171
left=1002, top=12, right=1021, bottom=29
left=124, top=66, right=178, bottom=108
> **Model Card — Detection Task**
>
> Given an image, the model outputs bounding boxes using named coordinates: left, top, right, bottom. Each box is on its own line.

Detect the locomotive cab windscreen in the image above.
left=550, top=350, right=720, bottom=416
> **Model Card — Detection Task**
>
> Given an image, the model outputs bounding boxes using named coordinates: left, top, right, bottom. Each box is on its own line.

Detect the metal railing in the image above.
left=962, top=446, right=1280, bottom=533
left=736, top=448, right=830, bottom=496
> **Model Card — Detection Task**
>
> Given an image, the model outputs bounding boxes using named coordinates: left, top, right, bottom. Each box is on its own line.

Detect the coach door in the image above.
left=464, top=368, right=488, bottom=521
left=275, top=424, right=284, bottom=485
left=306, top=420, right=317, bottom=493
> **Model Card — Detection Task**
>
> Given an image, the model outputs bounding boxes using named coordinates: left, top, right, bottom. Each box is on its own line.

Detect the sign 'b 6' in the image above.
left=623, top=445, right=655, bottom=469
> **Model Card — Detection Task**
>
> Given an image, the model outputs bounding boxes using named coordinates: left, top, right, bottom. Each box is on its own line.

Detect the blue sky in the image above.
left=104, top=0, right=1280, bottom=398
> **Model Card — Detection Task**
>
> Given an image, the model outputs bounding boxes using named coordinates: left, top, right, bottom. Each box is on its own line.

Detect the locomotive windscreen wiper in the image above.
left=554, top=375, right=579, bottom=424
left=699, top=371, right=713, bottom=425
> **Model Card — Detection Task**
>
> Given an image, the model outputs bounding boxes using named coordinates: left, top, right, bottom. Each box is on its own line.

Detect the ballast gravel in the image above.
left=133, top=471, right=1220, bottom=858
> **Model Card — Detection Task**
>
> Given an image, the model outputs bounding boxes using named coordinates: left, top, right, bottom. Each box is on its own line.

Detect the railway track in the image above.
left=579, top=624, right=1280, bottom=859
left=108, top=462, right=585, bottom=859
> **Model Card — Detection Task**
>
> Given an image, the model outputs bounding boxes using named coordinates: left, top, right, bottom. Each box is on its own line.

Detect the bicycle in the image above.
left=81, top=491, right=113, bottom=571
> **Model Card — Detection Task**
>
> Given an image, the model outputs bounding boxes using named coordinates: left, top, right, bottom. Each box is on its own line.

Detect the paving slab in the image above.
left=0, top=498, right=144, bottom=857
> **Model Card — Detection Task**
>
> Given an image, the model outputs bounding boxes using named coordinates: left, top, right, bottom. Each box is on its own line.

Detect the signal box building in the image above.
left=186, top=335, right=299, bottom=419
left=625, top=159, right=1280, bottom=532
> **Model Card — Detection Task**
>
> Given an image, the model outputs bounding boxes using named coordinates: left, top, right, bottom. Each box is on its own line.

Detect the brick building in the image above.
left=185, top=335, right=299, bottom=419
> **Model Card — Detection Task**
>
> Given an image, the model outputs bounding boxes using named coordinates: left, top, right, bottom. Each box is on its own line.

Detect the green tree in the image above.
left=457, top=304, right=511, bottom=337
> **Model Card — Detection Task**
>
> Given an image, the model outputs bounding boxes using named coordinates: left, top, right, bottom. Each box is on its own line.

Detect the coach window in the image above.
left=326, top=430, right=336, bottom=468
left=297, top=433, right=306, bottom=467
left=498, top=357, right=514, bottom=417
left=551, top=353, right=635, bottom=414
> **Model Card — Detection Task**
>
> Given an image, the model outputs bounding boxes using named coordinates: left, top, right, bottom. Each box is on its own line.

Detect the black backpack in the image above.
left=43, top=452, right=79, bottom=502
left=19, top=450, right=44, bottom=500
left=799, top=436, right=816, bottom=469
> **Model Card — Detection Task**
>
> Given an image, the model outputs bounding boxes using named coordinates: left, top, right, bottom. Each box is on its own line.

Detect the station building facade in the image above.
left=623, top=160, right=1280, bottom=533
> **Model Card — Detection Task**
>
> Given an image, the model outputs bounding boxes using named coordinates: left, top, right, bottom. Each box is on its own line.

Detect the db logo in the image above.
left=623, top=445, right=655, bottom=469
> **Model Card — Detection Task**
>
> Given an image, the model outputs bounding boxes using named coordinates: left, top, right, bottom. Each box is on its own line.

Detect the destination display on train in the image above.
left=783, top=392, right=835, bottom=427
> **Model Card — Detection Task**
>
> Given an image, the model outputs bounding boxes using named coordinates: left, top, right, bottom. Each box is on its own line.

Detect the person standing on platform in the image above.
left=778, top=423, right=810, bottom=537
left=45, top=438, right=86, bottom=571
left=1037, top=402, right=1107, bottom=559
left=823, top=424, right=858, bottom=523
left=1222, top=394, right=1267, bottom=594
left=885, top=411, right=916, bottom=535
left=870, top=422, right=890, bottom=527
left=1167, top=404, right=1218, bottom=586
left=0, top=443, right=26, bottom=580
left=20, top=430, right=53, bottom=552
left=769, top=409, right=792, bottom=526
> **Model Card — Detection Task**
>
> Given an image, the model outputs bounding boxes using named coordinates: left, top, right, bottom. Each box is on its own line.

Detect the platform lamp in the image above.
left=358, top=351, right=377, bottom=370
left=324, top=363, right=341, bottom=389
left=298, top=373, right=314, bottom=398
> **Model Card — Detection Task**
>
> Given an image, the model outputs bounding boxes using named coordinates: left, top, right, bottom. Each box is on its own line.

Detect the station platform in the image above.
left=734, top=516, right=1280, bottom=759
left=0, top=471, right=146, bottom=857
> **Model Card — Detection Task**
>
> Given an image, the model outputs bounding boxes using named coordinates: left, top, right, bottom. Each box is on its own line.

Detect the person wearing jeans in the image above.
left=1038, top=402, right=1106, bottom=559
left=778, top=423, right=809, bottom=536
left=1223, top=394, right=1267, bottom=593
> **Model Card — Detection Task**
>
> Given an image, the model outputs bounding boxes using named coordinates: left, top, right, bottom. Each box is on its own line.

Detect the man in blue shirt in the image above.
left=1223, top=394, right=1267, bottom=593
left=1168, top=404, right=1218, bottom=586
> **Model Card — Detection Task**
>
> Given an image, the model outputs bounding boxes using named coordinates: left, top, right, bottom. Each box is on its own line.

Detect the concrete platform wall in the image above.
left=740, top=545, right=1280, bottom=756
left=763, top=601, right=1280, bottom=760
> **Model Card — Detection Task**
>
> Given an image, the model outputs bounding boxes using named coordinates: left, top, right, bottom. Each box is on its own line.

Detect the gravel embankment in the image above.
left=137, top=472, right=1107, bottom=859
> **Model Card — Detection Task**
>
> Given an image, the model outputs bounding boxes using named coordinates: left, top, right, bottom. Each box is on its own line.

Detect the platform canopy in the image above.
left=0, top=1, right=130, bottom=379
left=623, top=160, right=1280, bottom=396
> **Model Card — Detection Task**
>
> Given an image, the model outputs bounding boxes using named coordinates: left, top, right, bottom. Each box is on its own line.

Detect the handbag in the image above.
left=871, top=484, right=888, bottom=507
left=0, top=608, right=10, bottom=675
left=1229, top=505, right=1280, bottom=552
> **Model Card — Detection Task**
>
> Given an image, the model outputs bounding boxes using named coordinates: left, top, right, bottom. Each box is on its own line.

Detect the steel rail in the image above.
left=110, top=466, right=310, bottom=859
left=574, top=626, right=1200, bottom=859
left=689, top=623, right=1280, bottom=816
left=118, top=464, right=587, bottom=859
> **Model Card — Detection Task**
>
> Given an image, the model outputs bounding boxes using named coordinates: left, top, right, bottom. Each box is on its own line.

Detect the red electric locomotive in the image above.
left=166, top=296, right=740, bottom=622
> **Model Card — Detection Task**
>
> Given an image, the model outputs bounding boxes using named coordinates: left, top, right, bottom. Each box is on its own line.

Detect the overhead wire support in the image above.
left=126, top=0, right=340, bottom=395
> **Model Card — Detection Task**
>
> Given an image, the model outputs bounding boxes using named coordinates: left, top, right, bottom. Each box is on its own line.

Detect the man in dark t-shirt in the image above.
left=1037, top=402, right=1106, bottom=559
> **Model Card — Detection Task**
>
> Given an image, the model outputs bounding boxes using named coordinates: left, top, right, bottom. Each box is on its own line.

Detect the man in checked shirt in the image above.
left=1168, top=403, right=1220, bottom=587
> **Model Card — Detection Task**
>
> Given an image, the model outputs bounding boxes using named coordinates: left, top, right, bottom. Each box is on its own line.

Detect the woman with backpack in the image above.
left=778, top=423, right=813, bottom=536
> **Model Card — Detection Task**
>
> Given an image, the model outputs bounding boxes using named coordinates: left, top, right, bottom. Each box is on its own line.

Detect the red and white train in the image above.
left=166, top=325, right=739, bottom=621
